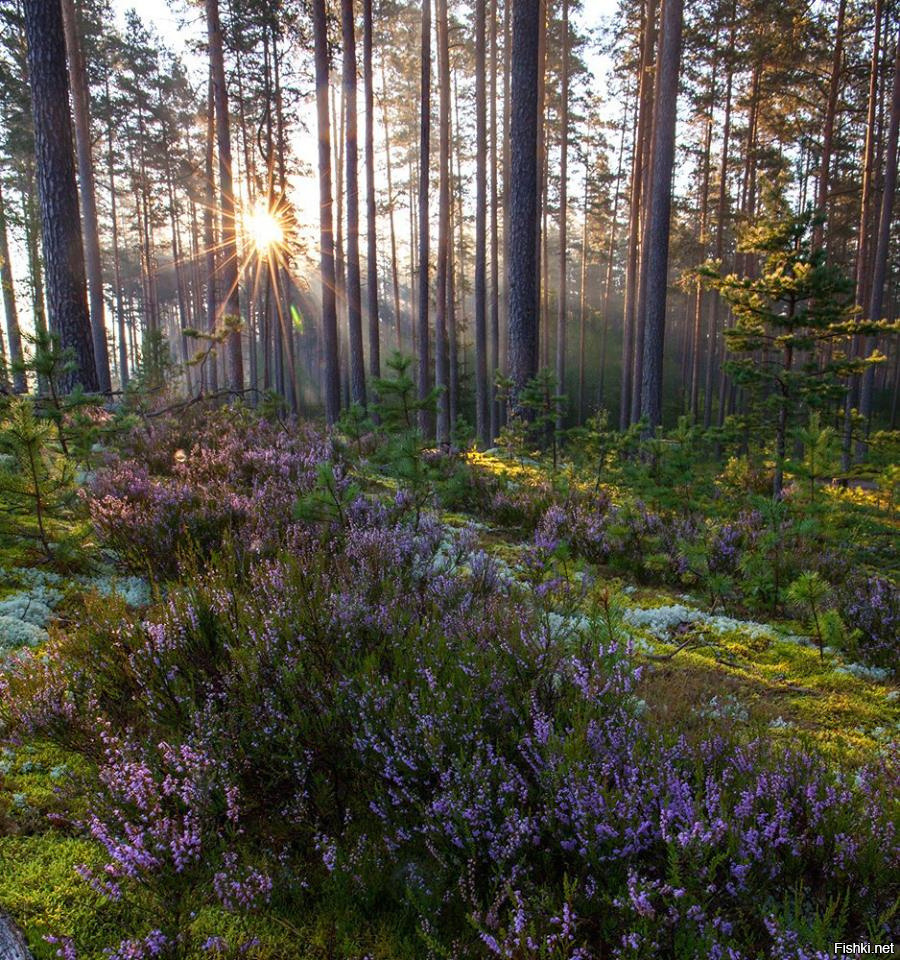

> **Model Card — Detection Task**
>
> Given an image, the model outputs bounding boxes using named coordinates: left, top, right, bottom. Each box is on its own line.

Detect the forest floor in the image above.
left=0, top=443, right=897, bottom=959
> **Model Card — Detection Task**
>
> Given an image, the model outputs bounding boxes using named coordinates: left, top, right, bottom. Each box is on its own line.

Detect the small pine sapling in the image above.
left=785, top=411, right=837, bottom=511
left=370, top=353, right=443, bottom=528
left=0, top=397, right=77, bottom=561
left=786, top=571, right=831, bottom=659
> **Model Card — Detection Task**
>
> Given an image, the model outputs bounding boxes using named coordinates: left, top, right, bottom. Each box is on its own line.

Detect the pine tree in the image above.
left=343, top=0, right=366, bottom=408
left=699, top=198, right=893, bottom=496
left=61, top=0, right=111, bottom=393
left=507, top=0, right=541, bottom=407
left=313, top=0, right=340, bottom=424
left=206, top=0, right=243, bottom=392
left=21, top=0, right=97, bottom=393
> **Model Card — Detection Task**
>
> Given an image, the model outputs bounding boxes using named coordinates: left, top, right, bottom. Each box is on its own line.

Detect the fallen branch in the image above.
left=643, top=634, right=703, bottom=662
left=142, top=387, right=262, bottom=420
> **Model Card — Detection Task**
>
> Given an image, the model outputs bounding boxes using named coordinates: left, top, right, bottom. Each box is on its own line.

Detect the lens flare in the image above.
left=245, top=204, right=284, bottom=254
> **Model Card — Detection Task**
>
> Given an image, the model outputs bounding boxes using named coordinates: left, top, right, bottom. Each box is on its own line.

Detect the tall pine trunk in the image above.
left=620, top=0, right=656, bottom=428
left=379, top=61, right=403, bottom=352
left=313, top=0, right=340, bottom=423
left=598, top=102, right=629, bottom=412
left=507, top=0, right=541, bottom=402
left=489, top=0, right=501, bottom=440
left=0, top=177, right=25, bottom=393
left=204, top=73, right=219, bottom=393
left=474, top=0, right=489, bottom=444
left=639, top=0, right=683, bottom=429
left=555, top=0, right=569, bottom=430
left=61, top=0, right=111, bottom=392
left=690, top=48, right=717, bottom=418
left=843, top=0, right=882, bottom=469
left=812, top=0, right=847, bottom=251
left=629, top=0, right=658, bottom=424
left=343, top=0, right=366, bottom=407
left=858, top=36, right=899, bottom=453
left=22, top=0, right=97, bottom=393
left=363, top=0, right=380, bottom=380
left=206, top=0, right=243, bottom=392
left=534, top=0, right=547, bottom=369
left=417, top=0, right=432, bottom=434
left=435, top=0, right=451, bottom=445
left=577, top=159, right=590, bottom=421
left=501, top=0, right=511, bottom=394
left=104, top=76, right=129, bottom=390
left=704, top=4, right=735, bottom=427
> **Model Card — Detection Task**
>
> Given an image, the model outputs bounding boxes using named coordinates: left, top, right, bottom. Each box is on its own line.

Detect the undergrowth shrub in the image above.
left=2, top=487, right=896, bottom=959
left=84, top=409, right=329, bottom=578
left=836, top=574, right=899, bottom=673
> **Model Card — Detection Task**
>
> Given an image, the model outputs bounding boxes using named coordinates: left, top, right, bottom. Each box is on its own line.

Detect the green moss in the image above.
left=186, top=904, right=416, bottom=960
left=638, top=621, right=897, bottom=762
left=0, top=835, right=138, bottom=960
left=1, top=741, right=92, bottom=826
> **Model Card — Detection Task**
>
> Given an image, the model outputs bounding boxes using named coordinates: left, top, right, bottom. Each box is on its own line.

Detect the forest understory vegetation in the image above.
left=0, top=348, right=897, bottom=959
left=1, top=0, right=900, bottom=953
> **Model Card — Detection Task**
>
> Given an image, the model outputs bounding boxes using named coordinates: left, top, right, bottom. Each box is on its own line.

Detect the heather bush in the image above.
left=531, top=483, right=856, bottom=619
left=836, top=574, right=899, bottom=673
left=84, top=410, right=330, bottom=578
left=3, top=492, right=896, bottom=958
left=453, top=464, right=559, bottom=532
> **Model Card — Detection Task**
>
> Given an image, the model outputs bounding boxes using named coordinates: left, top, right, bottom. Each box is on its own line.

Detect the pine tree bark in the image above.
left=206, top=0, right=243, bottom=391
left=417, top=0, right=433, bottom=434
left=408, top=154, right=418, bottom=358
left=379, top=61, right=403, bottom=352
left=555, top=0, right=570, bottom=430
left=507, top=0, right=541, bottom=402
left=21, top=164, right=48, bottom=343
left=434, top=0, right=451, bottom=444
left=313, top=0, right=340, bottom=423
left=204, top=73, right=219, bottom=393
left=489, top=0, right=501, bottom=440
left=500, top=0, right=512, bottom=425
left=105, top=99, right=128, bottom=389
left=639, top=0, right=683, bottom=429
left=812, top=0, right=847, bottom=251
left=630, top=0, right=659, bottom=424
left=134, top=100, right=160, bottom=357
left=535, top=0, right=547, bottom=369
left=22, top=0, right=97, bottom=393
left=61, top=0, right=111, bottom=392
left=0, top=178, right=25, bottom=393
left=703, top=4, right=735, bottom=428
left=597, top=102, right=629, bottom=412
left=474, top=0, right=489, bottom=444
left=161, top=123, right=192, bottom=396
left=843, top=0, right=882, bottom=469
left=234, top=40, right=258, bottom=399
left=333, top=83, right=348, bottom=403
left=342, top=0, right=366, bottom=408
left=858, top=35, right=899, bottom=451
left=690, top=47, right=717, bottom=418
left=620, top=0, right=656, bottom=428
left=363, top=0, right=380, bottom=380
left=577, top=161, right=590, bottom=421
left=450, top=77, right=463, bottom=429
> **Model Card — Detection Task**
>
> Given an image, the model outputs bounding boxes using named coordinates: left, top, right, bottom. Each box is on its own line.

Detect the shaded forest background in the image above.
left=0, top=0, right=898, bottom=450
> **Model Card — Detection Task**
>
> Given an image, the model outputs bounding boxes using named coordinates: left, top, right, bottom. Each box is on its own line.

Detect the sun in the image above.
left=245, top=204, right=284, bottom=255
